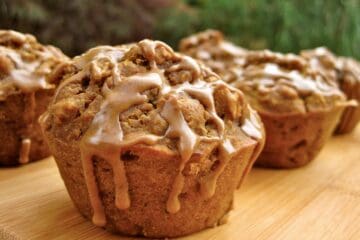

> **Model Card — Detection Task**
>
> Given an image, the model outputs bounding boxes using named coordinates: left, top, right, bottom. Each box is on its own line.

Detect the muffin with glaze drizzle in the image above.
left=301, top=47, right=360, bottom=134
left=0, top=30, right=68, bottom=166
left=40, top=40, right=265, bottom=237
left=232, top=50, right=349, bottom=168
left=179, top=29, right=247, bottom=84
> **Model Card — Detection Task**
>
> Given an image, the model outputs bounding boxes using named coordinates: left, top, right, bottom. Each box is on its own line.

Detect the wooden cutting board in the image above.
left=1, top=126, right=359, bottom=240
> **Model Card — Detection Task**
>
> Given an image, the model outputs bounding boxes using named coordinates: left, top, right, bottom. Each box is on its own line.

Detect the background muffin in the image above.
left=233, top=50, right=348, bottom=168
left=179, top=29, right=247, bottom=84
left=301, top=47, right=360, bottom=134
left=0, top=30, right=68, bottom=166
left=335, top=57, right=360, bottom=133
left=40, top=40, right=264, bottom=237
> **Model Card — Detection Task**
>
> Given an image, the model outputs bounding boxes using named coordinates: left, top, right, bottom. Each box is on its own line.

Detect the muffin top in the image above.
left=300, top=47, right=339, bottom=82
left=41, top=40, right=264, bottom=221
left=44, top=40, right=263, bottom=149
left=301, top=47, right=360, bottom=95
left=0, top=30, right=69, bottom=101
left=179, top=29, right=247, bottom=84
left=233, top=50, right=347, bottom=114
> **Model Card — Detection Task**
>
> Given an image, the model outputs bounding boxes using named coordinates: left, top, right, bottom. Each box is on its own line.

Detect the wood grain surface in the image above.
left=0, top=126, right=359, bottom=240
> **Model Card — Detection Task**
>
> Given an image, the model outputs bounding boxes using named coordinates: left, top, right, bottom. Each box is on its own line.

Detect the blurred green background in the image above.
left=1, top=0, right=359, bottom=59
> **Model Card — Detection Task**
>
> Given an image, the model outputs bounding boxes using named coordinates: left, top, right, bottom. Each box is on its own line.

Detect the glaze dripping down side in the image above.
left=56, top=40, right=264, bottom=227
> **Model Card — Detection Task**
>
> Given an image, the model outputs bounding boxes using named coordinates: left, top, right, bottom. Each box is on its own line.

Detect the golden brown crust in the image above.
left=0, top=30, right=69, bottom=165
left=41, top=40, right=265, bottom=237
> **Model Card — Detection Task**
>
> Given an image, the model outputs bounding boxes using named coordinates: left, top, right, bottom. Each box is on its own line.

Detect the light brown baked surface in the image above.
left=0, top=30, right=68, bottom=166
left=41, top=40, right=264, bottom=237
left=179, top=29, right=247, bottom=84
left=236, top=50, right=346, bottom=115
left=237, top=50, right=348, bottom=168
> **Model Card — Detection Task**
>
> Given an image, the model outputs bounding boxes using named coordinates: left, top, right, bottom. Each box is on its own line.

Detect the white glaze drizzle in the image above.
left=241, top=108, right=263, bottom=139
left=243, top=62, right=342, bottom=96
left=0, top=45, right=52, bottom=98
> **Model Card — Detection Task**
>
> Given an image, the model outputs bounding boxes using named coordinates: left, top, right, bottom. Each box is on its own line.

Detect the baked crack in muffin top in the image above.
left=179, top=30, right=247, bottom=84
left=41, top=40, right=264, bottom=227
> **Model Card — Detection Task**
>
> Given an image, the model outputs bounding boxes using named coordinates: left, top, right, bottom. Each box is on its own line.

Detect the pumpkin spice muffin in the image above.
left=232, top=50, right=349, bottom=168
left=0, top=30, right=68, bottom=166
left=301, top=47, right=360, bottom=134
left=179, top=29, right=247, bottom=84
left=40, top=40, right=265, bottom=238
left=335, top=57, right=360, bottom=133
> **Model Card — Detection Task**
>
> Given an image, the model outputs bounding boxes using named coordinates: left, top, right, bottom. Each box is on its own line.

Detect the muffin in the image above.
left=0, top=30, right=68, bottom=166
left=232, top=50, right=349, bottom=168
left=40, top=40, right=265, bottom=237
left=335, top=57, right=360, bottom=133
left=301, top=47, right=360, bottom=134
left=179, top=29, right=247, bottom=84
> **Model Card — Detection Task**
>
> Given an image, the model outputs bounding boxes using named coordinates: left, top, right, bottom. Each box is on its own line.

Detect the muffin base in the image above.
left=335, top=76, right=360, bottom=134
left=44, top=131, right=260, bottom=238
left=255, top=107, right=344, bottom=168
left=0, top=90, right=52, bottom=166
left=335, top=105, right=360, bottom=134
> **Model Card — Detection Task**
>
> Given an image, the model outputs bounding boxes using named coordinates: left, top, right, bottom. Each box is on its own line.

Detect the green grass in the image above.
left=154, top=0, right=360, bottom=59
left=1, top=0, right=359, bottom=58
